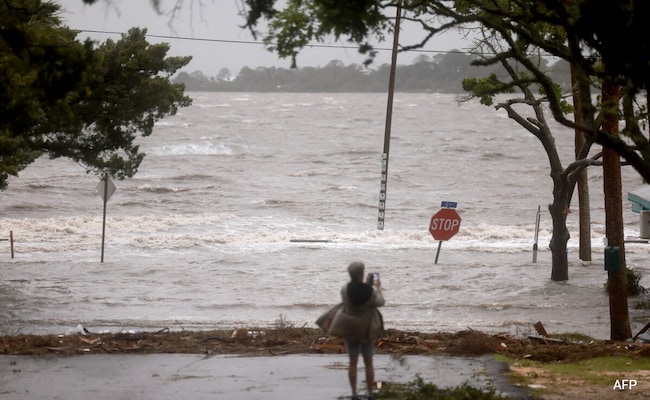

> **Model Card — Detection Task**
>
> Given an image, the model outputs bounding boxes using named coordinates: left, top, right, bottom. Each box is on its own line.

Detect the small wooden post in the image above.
left=534, top=321, right=548, bottom=337
left=9, top=230, right=13, bottom=258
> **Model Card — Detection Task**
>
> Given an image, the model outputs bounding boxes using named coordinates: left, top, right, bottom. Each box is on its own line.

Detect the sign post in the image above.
left=97, top=175, right=116, bottom=263
left=429, top=202, right=461, bottom=264
left=533, top=205, right=541, bottom=263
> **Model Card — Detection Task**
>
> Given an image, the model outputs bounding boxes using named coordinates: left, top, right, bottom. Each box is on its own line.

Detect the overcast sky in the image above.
left=56, top=0, right=470, bottom=76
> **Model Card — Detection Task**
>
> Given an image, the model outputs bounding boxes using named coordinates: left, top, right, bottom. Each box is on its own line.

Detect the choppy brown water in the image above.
left=0, top=92, right=648, bottom=339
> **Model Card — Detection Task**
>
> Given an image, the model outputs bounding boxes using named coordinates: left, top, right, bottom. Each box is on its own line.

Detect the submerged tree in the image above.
left=462, top=34, right=601, bottom=282
left=0, top=0, right=192, bottom=190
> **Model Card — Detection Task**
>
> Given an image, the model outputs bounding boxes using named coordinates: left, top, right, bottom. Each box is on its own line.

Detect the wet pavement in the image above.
left=1, top=353, right=533, bottom=399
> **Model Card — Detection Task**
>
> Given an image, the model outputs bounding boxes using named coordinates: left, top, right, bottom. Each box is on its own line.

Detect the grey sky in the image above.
left=56, top=0, right=470, bottom=76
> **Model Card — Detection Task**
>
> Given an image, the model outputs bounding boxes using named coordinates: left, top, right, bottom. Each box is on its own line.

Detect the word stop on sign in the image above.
left=430, top=218, right=460, bottom=231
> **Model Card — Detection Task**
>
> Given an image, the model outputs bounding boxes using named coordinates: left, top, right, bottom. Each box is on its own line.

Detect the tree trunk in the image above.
left=549, top=176, right=570, bottom=281
left=570, top=64, right=592, bottom=261
left=602, top=81, right=632, bottom=341
left=576, top=149, right=592, bottom=261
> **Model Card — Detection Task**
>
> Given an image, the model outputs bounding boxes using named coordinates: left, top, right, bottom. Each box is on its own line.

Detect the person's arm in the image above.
left=364, top=273, right=385, bottom=307
left=373, top=288, right=385, bottom=307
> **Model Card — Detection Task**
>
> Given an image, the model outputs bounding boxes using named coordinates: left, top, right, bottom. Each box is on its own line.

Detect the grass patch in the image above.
left=540, top=356, right=650, bottom=385
left=371, top=378, right=511, bottom=399
left=499, top=353, right=650, bottom=398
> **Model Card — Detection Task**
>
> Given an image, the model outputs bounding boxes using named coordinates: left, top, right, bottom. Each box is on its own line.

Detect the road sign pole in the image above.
left=97, top=175, right=116, bottom=263
left=434, top=240, right=442, bottom=264
left=533, top=205, right=541, bottom=263
left=101, top=176, right=108, bottom=263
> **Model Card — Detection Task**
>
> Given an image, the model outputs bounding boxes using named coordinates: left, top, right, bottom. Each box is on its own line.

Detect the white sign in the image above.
left=97, top=176, right=116, bottom=202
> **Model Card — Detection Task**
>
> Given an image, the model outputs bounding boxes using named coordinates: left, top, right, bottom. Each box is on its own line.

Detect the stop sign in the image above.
left=429, top=208, right=461, bottom=241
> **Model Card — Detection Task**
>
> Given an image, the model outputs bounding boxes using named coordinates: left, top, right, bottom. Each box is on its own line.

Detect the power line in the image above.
left=77, top=29, right=472, bottom=55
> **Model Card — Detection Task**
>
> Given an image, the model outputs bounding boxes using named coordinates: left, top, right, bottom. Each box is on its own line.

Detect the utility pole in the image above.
left=377, top=1, right=402, bottom=230
left=602, top=79, right=632, bottom=341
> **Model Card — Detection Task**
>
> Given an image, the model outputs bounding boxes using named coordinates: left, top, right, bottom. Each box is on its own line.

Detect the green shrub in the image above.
left=626, top=268, right=646, bottom=296
left=604, top=267, right=646, bottom=297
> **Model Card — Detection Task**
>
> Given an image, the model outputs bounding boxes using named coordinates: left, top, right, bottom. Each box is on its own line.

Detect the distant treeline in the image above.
left=174, top=52, right=571, bottom=93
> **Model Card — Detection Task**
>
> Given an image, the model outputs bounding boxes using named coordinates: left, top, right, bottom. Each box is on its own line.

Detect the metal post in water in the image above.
left=377, top=1, right=402, bottom=230
left=434, top=241, right=443, bottom=264
left=101, top=175, right=108, bottom=263
left=96, top=174, right=116, bottom=263
left=9, top=230, right=13, bottom=259
left=533, top=205, right=541, bottom=263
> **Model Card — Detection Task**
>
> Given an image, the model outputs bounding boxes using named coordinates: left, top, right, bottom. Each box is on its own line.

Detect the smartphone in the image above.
left=372, top=273, right=379, bottom=281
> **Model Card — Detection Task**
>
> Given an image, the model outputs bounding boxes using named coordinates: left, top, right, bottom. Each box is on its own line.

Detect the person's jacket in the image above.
left=326, top=282, right=385, bottom=343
